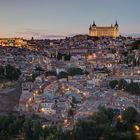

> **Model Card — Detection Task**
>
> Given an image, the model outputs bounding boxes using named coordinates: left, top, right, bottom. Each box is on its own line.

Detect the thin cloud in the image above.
left=16, top=28, right=68, bottom=39
left=17, top=28, right=47, bottom=37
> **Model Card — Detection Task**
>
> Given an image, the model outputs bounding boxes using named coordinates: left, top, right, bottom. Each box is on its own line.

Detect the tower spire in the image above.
left=89, top=24, right=92, bottom=30
left=92, top=20, right=96, bottom=27
left=115, top=20, right=118, bottom=27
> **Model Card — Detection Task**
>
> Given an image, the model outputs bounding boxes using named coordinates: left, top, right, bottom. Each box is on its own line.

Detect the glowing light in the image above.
left=29, top=98, right=32, bottom=102
left=83, top=93, right=86, bottom=96
left=64, top=119, right=68, bottom=124
left=138, top=71, right=140, bottom=74
left=87, top=53, right=96, bottom=60
left=117, top=115, right=122, bottom=120
left=77, top=90, right=80, bottom=93
left=134, top=125, right=140, bottom=131
left=42, top=125, right=47, bottom=129
left=41, top=108, right=45, bottom=112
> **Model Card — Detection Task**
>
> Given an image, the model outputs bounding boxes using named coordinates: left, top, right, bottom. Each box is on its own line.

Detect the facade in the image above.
left=0, top=38, right=27, bottom=47
left=89, top=21, right=119, bottom=38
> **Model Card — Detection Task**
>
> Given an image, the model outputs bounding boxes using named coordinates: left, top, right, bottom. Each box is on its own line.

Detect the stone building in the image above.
left=89, top=21, right=119, bottom=38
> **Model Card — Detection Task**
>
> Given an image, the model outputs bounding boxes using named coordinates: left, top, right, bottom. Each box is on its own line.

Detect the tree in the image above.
left=57, top=53, right=62, bottom=60
left=102, top=125, right=117, bottom=140
left=32, top=122, right=42, bottom=140
left=126, top=55, right=134, bottom=64
left=5, top=65, right=21, bottom=81
left=0, top=66, right=4, bottom=76
left=64, top=53, right=71, bottom=61
left=72, top=96, right=77, bottom=104
left=0, top=115, right=25, bottom=140
left=122, top=107, right=138, bottom=122
left=46, top=71, right=57, bottom=77
left=57, top=53, right=71, bottom=61
left=26, top=72, right=39, bottom=82
left=122, top=51, right=128, bottom=57
left=84, top=71, right=89, bottom=75
left=94, top=107, right=114, bottom=123
left=131, top=40, right=140, bottom=50
left=125, top=81, right=140, bottom=95
left=75, top=120, right=96, bottom=140
left=118, top=79, right=127, bottom=90
left=0, top=75, right=6, bottom=82
left=109, top=80, right=118, bottom=89
left=35, top=66, right=44, bottom=75
left=67, top=67, right=84, bottom=76
left=23, top=120, right=33, bottom=140
left=57, top=71, right=68, bottom=79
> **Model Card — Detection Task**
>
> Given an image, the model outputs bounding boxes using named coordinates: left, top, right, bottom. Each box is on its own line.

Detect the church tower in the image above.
left=114, top=20, right=119, bottom=37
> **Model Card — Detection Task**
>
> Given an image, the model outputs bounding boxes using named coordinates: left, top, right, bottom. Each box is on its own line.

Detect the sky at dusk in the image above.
left=0, top=0, right=140, bottom=39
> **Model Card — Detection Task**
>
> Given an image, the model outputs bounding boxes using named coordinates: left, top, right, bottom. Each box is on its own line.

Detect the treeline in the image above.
left=27, top=65, right=89, bottom=82
left=109, top=79, right=140, bottom=95
left=0, top=106, right=138, bottom=140
left=0, top=115, right=24, bottom=140
left=61, top=107, right=138, bottom=140
left=0, top=115, right=59, bottom=140
left=131, top=40, right=140, bottom=50
left=57, top=53, right=71, bottom=61
left=28, top=66, right=87, bottom=82
left=0, top=65, right=21, bottom=81
left=46, top=67, right=89, bottom=79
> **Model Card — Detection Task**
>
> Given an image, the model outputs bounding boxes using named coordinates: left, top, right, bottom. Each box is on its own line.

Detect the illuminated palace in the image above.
left=89, top=21, right=119, bottom=38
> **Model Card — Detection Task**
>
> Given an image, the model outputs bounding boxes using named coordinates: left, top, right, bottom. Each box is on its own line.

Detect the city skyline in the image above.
left=0, top=0, right=140, bottom=39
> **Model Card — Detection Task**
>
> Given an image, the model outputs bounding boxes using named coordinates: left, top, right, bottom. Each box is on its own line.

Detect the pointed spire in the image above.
left=89, top=24, right=92, bottom=30
left=92, top=20, right=96, bottom=27
left=115, top=20, right=119, bottom=27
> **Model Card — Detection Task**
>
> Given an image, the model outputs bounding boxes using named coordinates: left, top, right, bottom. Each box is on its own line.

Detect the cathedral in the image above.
left=89, top=21, right=119, bottom=38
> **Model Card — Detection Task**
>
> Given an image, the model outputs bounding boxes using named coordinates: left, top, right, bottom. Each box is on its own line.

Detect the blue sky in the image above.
left=0, top=0, right=140, bottom=38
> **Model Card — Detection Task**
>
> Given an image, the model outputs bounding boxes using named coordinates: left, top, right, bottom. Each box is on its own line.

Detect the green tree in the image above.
left=5, top=65, right=21, bottom=81
left=58, top=71, right=68, bottom=79
left=125, top=81, right=140, bottom=95
left=131, top=40, right=140, bottom=50
left=32, top=122, right=42, bottom=140
left=23, top=120, right=33, bottom=140
left=122, top=107, right=138, bottom=123
left=118, top=79, right=128, bottom=90
left=67, top=67, right=84, bottom=76
left=64, top=53, right=71, bottom=61
left=0, top=66, right=4, bottom=75
left=35, top=66, right=44, bottom=75
left=57, top=52, right=63, bottom=60
left=26, top=72, right=39, bottom=82
left=46, top=71, right=57, bottom=77
left=109, top=80, right=118, bottom=89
